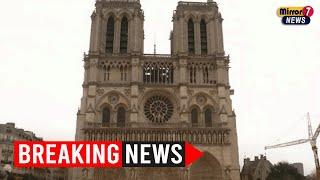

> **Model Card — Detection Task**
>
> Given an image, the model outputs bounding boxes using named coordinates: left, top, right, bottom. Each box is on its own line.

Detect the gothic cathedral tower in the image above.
left=73, top=0, right=240, bottom=179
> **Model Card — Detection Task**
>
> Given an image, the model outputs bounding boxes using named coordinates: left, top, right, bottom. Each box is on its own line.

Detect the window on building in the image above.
left=188, top=19, right=195, bottom=54
left=102, top=107, right=111, bottom=127
left=191, top=108, right=199, bottom=127
left=205, top=108, right=213, bottom=127
left=143, top=63, right=174, bottom=84
left=200, top=19, right=208, bottom=55
left=120, top=17, right=129, bottom=54
left=106, top=16, right=115, bottom=53
left=117, top=107, right=126, bottom=127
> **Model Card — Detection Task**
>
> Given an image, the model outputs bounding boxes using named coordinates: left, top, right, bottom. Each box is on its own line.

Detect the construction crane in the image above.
left=265, top=113, right=320, bottom=178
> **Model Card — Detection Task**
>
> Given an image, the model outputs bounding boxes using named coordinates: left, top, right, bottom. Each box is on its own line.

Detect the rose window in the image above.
left=144, top=96, right=174, bottom=123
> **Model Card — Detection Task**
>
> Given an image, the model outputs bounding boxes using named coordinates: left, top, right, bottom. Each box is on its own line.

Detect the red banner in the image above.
left=14, top=141, right=203, bottom=168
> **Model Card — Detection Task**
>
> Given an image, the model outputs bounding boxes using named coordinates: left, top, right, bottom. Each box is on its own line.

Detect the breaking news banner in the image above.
left=13, top=141, right=203, bottom=168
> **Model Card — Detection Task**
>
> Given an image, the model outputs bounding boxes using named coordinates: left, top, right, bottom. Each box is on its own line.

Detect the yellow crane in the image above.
left=265, top=113, right=320, bottom=178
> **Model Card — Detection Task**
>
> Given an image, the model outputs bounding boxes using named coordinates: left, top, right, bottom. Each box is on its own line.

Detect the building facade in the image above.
left=0, top=123, right=44, bottom=178
left=73, top=0, right=240, bottom=179
left=241, top=155, right=273, bottom=180
left=0, top=123, right=68, bottom=180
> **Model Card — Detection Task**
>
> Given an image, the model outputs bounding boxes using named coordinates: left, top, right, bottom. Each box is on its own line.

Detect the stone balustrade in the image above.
left=83, top=124, right=230, bottom=145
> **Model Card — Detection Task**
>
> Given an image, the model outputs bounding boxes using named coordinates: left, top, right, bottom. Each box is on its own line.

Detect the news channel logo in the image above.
left=277, top=6, right=314, bottom=25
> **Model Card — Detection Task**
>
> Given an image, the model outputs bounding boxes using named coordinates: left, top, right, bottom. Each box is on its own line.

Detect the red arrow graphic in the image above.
left=185, top=142, right=204, bottom=167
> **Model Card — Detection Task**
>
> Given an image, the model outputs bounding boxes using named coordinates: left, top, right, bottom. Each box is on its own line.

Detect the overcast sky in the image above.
left=0, top=0, right=319, bottom=175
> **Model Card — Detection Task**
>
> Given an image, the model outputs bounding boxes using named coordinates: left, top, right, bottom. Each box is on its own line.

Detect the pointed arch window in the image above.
left=188, top=19, right=195, bottom=54
left=106, top=16, right=115, bottom=53
left=120, top=17, right=129, bottom=54
left=117, top=107, right=126, bottom=127
left=102, top=107, right=111, bottom=127
left=205, top=108, right=213, bottom=127
left=200, top=19, right=208, bottom=55
left=191, top=108, right=199, bottom=127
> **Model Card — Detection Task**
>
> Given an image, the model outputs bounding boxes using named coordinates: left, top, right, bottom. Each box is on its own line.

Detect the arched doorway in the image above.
left=190, top=152, right=222, bottom=180
left=94, top=168, right=126, bottom=180
left=136, top=167, right=181, bottom=180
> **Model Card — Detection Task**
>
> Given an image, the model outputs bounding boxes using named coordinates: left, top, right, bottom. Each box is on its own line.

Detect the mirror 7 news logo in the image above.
left=277, top=6, right=314, bottom=25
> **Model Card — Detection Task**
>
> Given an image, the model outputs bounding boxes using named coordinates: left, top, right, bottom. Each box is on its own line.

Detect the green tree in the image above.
left=267, top=162, right=305, bottom=180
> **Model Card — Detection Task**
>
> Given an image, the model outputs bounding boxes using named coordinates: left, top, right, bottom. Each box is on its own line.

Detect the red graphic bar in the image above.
left=14, top=141, right=203, bottom=168
left=14, top=141, right=122, bottom=168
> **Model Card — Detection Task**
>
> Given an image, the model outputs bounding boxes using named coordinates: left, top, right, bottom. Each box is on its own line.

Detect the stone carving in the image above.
left=96, top=88, right=105, bottom=96
left=108, top=94, right=120, bottom=105
left=124, top=89, right=131, bottom=96
left=132, top=104, right=138, bottom=113
left=139, top=87, right=145, bottom=93
left=209, top=89, right=218, bottom=95
left=87, top=103, right=95, bottom=113
left=188, top=90, right=194, bottom=96
left=196, top=95, right=206, bottom=105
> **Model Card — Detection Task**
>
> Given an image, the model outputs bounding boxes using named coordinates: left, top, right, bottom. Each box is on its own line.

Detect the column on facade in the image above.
left=219, top=18, right=225, bottom=53
left=132, top=15, right=138, bottom=53
left=173, top=62, right=179, bottom=84
left=139, top=18, right=144, bottom=53
left=131, top=14, right=144, bottom=54
left=181, top=19, right=188, bottom=54
left=216, top=58, right=228, bottom=123
left=214, top=18, right=222, bottom=54
left=89, top=13, right=96, bottom=52
left=200, top=109, right=205, bottom=127
left=179, top=57, right=189, bottom=124
left=215, top=16, right=224, bottom=53
left=194, top=20, right=201, bottom=55
left=207, top=19, right=215, bottom=55
left=80, top=63, right=90, bottom=114
left=89, top=58, right=99, bottom=83
left=128, top=17, right=134, bottom=54
left=130, top=57, right=140, bottom=126
left=85, top=58, right=99, bottom=123
left=114, top=17, right=121, bottom=54
left=216, top=59, right=226, bottom=85
left=172, top=18, right=178, bottom=54
left=89, top=11, right=101, bottom=53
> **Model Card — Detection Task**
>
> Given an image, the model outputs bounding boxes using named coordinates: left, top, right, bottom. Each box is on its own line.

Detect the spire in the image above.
left=153, top=33, right=157, bottom=55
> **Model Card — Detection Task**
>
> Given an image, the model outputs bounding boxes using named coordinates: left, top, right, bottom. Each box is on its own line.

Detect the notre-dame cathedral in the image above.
left=73, top=0, right=240, bottom=179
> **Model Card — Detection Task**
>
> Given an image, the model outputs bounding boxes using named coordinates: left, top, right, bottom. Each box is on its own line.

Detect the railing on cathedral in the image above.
left=141, top=54, right=176, bottom=85
left=143, top=54, right=172, bottom=58
left=82, top=122, right=231, bottom=145
left=99, top=0, right=140, bottom=2
left=177, top=1, right=217, bottom=9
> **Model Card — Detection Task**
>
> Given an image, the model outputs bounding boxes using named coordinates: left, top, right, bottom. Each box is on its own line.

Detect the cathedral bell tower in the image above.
left=89, top=0, right=144, bottom=55
left=171, top=0, right=224, bottom=55
left=73, top=0, right=240, bottom=179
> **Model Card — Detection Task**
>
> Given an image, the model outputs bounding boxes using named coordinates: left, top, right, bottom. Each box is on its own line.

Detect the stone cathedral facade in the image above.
left=73, top=0, right=240, bottom=179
